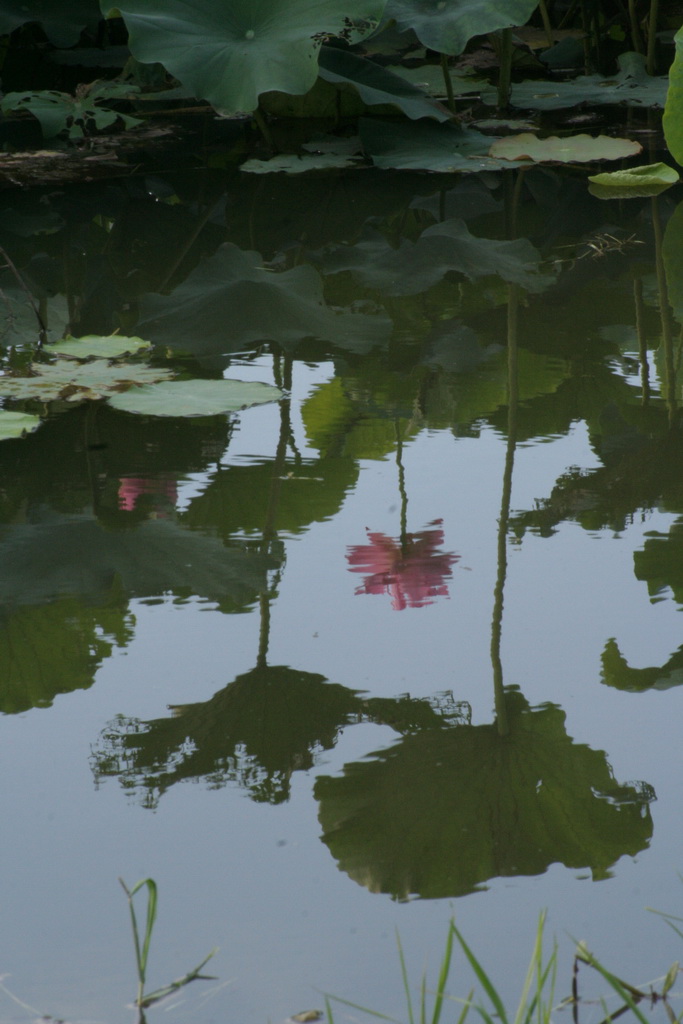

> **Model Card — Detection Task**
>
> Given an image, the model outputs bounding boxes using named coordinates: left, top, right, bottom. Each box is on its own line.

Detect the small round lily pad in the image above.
left=47, top=334, right=152, bottom=360
left=489, top=132, right=642, bottom=163
left=108, top=378, right=283, bottom=417
left=0, top=409, right=42, bottom=440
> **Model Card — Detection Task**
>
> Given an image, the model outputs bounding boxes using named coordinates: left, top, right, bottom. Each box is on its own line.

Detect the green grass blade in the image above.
left=396, top=928, right=415, bottom=1024
left=431, top=920, right=456, bottom=1024
left=325, top=995, right=335, bottom=1024
left=647, top=909, right=683, bottom=942
left=139, top=879, right=158, bottom=982
left=324, top=994, right=401, bottom=1023
left=119, top=878, right=144, bottom=986
left=455, top=988, right=475, bottom=1024
left=512, top=911, right=546, bottom=1024
left=451, top=925, right=508, bottom=1024
left=140, top=947, right=218, bottom=1008
left=576, top=948, right=650, bottom=1024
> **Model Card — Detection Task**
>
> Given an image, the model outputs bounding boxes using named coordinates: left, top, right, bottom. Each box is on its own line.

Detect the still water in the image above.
left=1, top=159, right=683, bottom=1024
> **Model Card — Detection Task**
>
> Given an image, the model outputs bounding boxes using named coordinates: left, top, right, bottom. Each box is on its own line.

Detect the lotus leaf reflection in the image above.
left=315, top=689, right=654, bottom=900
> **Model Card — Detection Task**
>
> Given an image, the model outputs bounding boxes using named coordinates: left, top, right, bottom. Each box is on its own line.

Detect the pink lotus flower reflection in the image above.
left=347, top=520, right=459, bottom=610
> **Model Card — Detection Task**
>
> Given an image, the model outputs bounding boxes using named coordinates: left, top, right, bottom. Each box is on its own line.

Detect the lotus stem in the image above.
left=647, top=0, right=659, bottom=75
left=628, top=0, right=645, bottom=53
left=538, top=0, right=553, bottom=48
left=440, top=52, right=456, bottom=114
left=497, top=28, right=513, bottom=110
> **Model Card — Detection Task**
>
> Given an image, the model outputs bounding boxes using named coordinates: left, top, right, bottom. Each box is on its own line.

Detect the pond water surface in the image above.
left=1, top=154, right=683, bottom=1024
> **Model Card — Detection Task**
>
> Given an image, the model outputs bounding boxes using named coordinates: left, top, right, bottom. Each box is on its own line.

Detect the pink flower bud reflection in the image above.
left=118, top=476, right=178, bottom=518
left=346, top=520, right=459, bottom=610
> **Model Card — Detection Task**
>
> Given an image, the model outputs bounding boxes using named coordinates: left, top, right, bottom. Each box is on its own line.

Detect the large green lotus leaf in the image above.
left=0, top=411, right=42, bottom=440
left=315, top=688, right=654, bottom=899
left=47, top=334, right=152, bottom=360
left=0, top=509, right=274, bottom=611
left=92, top=667, right=364, bottom=805
left=382, top=0, right=539, bottom=55
left=108, top=379, right=282, bottom=417
left=0, top=359, right=175, bottom=403
left=135, top=243, right=391, bottom=356
left=484, top=52, right=669, bottom=110
left=359, top=117, right=532, bottom=172
left=0, top=596, right=133, bottom=715
left=489, top=132, right=642, bottom=164
left=321, top=218, right=551, bottom=295
left=317, top=45, right=450, bottom=121
left=601, top=638, right=683, bottom=694
left=664, top=25, right=683, bottom=166
left=0, top=0, right=102, bottom=45
left=104, top=0, right=386, bottom=115
left=588, top=162, right=679, bottom=199
left=663, top=198, right=683, bottom=327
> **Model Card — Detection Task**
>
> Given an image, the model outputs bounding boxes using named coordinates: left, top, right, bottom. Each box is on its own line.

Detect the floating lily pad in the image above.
left=489, top=132, right=642, bottom=163
left=483, top=52, right=668, bottom=110
left=473, top=117, right=538, bottom=132
left=108, top=379, right=282, bottom=417
left=390, top=64, right=487, bottom=98
left=360, top=118, right=532, bottom=172
left=0, top=360, right=175, bottom=403
left=588, top=162, right=680, bottom=199
left=241, top=153, right=363, bottom=174
left=0, top=410, right=42, bottom=440
left=47, top=334, right=152, bottom=360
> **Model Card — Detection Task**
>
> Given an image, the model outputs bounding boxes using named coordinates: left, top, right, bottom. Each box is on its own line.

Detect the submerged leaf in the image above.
left=489, top=132, right=642, bottom=163
left=108, top=379, right=282, bottom=417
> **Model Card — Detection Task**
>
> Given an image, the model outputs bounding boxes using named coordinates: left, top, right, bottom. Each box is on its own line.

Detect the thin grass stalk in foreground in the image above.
left=119, top=876, right=218, bottom=1013
left=120, top=877, right=158, bottom=1007
left=325, top=921, right=467, bottom=1024
left=574, top=942, right=651, bottom=1024
left=450, top=912, right=557, bottom=1024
